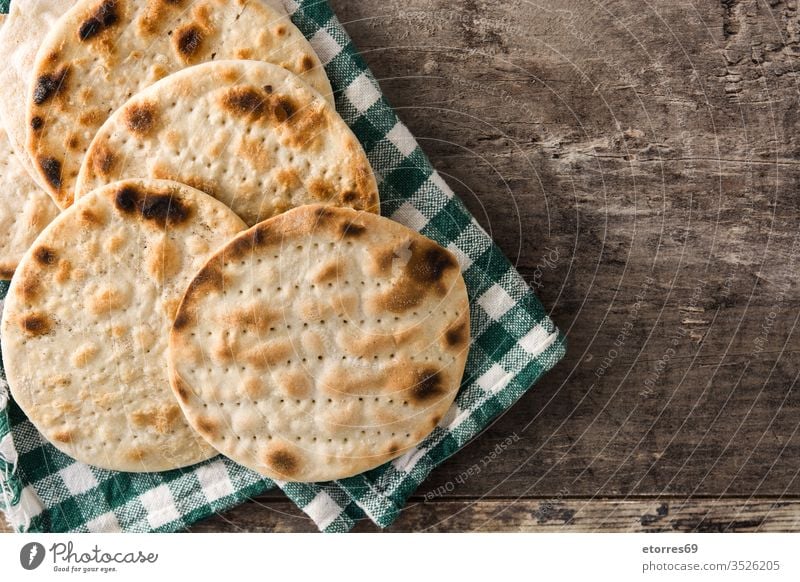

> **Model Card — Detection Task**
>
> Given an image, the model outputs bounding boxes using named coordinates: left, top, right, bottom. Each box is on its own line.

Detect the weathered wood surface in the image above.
left=187, top=497, right=800, bottom=532
left=5, top=0, right=800, bottom=533
left=193, top=0, right=800, bottom=531
left=3, top=497, right=798, bottom=533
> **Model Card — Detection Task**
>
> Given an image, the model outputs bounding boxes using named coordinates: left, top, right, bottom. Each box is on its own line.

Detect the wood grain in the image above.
left=251, top=0, right=800, bottom=531
left=193, top=0, right=800, bottom=531
left=189, top=496, right=800, bottom=532
left=5, top=0, right=800, bottom=533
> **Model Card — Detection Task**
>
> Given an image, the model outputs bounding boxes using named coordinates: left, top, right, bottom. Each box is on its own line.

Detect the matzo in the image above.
left=0, top=124, right=60, bottom=279
left=27, top=0, right=333, bottom=208
left=1, top=179, right=246, bottom=471
left=77, top=60, right=379, bottom=226
left=0, top=0, right=77, bottom=190
left=169, top=205, right=470, bottom=482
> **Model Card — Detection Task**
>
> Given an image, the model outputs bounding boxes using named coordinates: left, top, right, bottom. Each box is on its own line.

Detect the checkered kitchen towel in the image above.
left=0, top=0, right=565, bottom=532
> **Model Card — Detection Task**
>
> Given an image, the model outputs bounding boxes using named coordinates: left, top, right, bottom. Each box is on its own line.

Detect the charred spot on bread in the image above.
left=339, top=220, right=366, bottom=239
left=408, top=242, right=458, bottom=286
left=266, top=448, right=300, bottom=477
left=33, top=246, right=58, bottom=266
left=408, top=368, right=445, bottom=403
left=124, top=102, right=158, bottom=136
left=33, top=67, right=69, bottom=105
left=175, top=24, right=204, bottom=58
left=78, top=0, right=119, bottom=41
left=114, top=184, right=191, bottom=227
left=220, top=86, right=267, bottom=118
left=37, top=157, right=63, bottom=190
left=186, top=262, right=226, bottom=295
left=20, top=313, right=53, bottom=337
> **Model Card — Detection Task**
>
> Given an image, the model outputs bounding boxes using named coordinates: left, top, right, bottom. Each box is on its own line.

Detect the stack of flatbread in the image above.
left=0, top=0, right=469, bottom=482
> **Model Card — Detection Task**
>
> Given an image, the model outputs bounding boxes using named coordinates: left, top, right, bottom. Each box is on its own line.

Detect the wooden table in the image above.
left=5, top=0, right=800, bottom=533
left=190, top=0, right=800, bottom=532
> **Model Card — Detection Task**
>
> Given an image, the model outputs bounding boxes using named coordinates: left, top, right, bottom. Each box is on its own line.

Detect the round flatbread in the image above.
left=77, top=60, right=379, bottom=227
left=27, top=0, right=333, bottom=208
left=0, top=0, right=77, bottom=190
left=169, top=205, right=470, bottom=482
left=1, top=179, right=246, bottom=471
left=0, top=124, right=60, bottom=280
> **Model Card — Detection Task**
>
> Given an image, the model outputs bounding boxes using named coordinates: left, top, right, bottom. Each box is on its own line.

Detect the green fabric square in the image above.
left=299, top=1, right=335, bottom=28
left=426, top=200, right=472, bottom=241
left=361, top=99, right=398, bottom=134
left=475, top=322, right=518, bottom=360
left=375, top=183, right=412, bottom=217
left=327, top=50, right=367, bottom=96
left=385, top=165, right=430, bottom=197
left=93, top=475, right=140, bottom=511
left=500, top=304, right=538, bottom=339
left=47, top=496, right=84, bottom=532
left=350, top=116, right=388, bottom=153
left=17, top=446, right=65, bottom=484
left=462, top=265, right=494, bottom=299
left=473, top=245, right=512, bottom=285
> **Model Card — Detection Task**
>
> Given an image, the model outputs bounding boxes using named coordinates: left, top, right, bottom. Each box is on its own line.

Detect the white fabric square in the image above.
left=140, top=485, right=180, bottom=529
left=386, top=122, right=417, bottom=157
left=438, top=404, right=463, bottom=429
left=478, top=284, right=515, bottom=320
left=59, top=463, right=98, bottom=496
left=309, top=27, right=341, bottom=65
left=281, top=0, right=298, bottom=13
left=195, top=461, right=235, bottom=503
left=391, top=202, right=428, bottom=232
left=520, top=326, right=557, bottom=355
left=447, top=243, right=472, bottom=270
left=345, top=73, right=381, bottom=113
left=86, top=511, right=121, bottom=533
left=393, top=446, right=427, bottom=473
left=431, top=172, right=455, bottom=199
left=303, top=491, right=341, bottom=530
left=477, top=364, right=513, bottom=394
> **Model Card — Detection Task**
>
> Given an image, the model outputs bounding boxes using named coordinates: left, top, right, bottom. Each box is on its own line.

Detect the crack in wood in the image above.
left=721, top=0, right=741, bottom=39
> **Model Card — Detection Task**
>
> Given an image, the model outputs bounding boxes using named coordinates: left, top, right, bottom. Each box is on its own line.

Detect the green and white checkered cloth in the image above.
left=0, top=0, right=565, bottom=533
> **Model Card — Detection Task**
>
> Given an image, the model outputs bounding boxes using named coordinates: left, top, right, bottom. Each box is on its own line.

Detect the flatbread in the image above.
left=1, top=179, right=246, bottom=471
left=0, top=0, right=76, bottom=190
left=169, top=205, right=470, bottom=482
left=0, top=124, right=60, bottom=279
left=77, top=60, right=379, bottom=227
left=27, top=0, right=333, bottom=208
